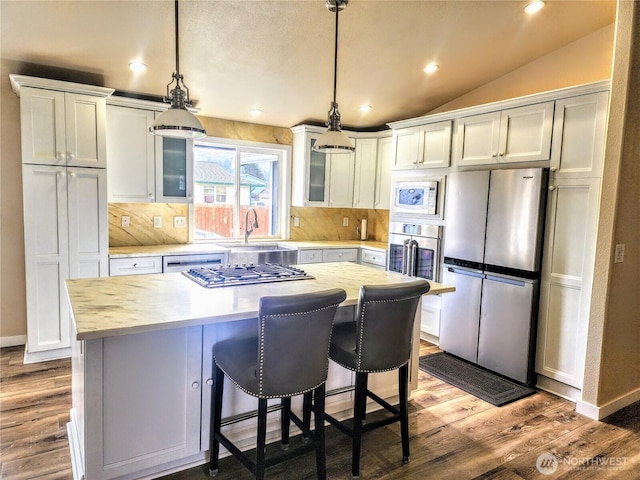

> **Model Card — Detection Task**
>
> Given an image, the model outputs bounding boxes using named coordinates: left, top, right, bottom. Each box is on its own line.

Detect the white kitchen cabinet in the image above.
left=453, top=102, right=553, bottom=166
left=106, top=105, right=156, bottom=202
left=297, top=249, right=324, bottom=264
left=353, top=138, right=378, bottom=209
left=359, top=247, right=387, bottom=270
left=393, top=121, right=452, bottom=169
left=322, top=248, right=358, bottom=263
left=328, top=147, right=356, bottom=208
left=109, top=256, right=163, bottom=276
left=22, top=165, right=108, bottom=360
left=71, top=327, right=203, bottom=480
left=106, top=99, right=193, bottom=204
left=12, top=76, right=112, bottom=363
left=549, top=92, right=609, bottom=179
left=420, top=294, right=441, bottom=342
left=156, top=135, right=194, bottom=203
left=535, top=91, right=608, bottom=390
left=17, top=85, right=108, bottom=168
left=374, top=135, right=393, bottom=209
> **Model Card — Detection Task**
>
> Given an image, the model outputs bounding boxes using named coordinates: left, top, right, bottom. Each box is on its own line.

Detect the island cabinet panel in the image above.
left=75, top=327, right=203, bottom=480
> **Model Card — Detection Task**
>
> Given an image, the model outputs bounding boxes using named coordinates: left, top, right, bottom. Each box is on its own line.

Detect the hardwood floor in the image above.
left=1, top=342, right=639, bottom=479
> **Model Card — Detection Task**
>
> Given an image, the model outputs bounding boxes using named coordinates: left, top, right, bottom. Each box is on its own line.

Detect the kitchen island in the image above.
left=65, top=262, right=454, bottom=480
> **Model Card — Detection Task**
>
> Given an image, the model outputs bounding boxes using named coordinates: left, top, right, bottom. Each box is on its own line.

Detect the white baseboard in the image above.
left=0, top=335, right=27, bottom=348
left=23, top=346, right=71, bottom=364
left=577, top=386, right=640, bottom=420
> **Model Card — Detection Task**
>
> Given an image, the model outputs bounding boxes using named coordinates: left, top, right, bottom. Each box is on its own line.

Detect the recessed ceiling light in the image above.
left=249, top=108, right=262, bottom=117
left=128, top=60, right=147, bottom=73
left=423, top=63, right=439, bottom=74
left=359, top=105, right=372, bottom=113
left=524, top=1, right=545, bottom=14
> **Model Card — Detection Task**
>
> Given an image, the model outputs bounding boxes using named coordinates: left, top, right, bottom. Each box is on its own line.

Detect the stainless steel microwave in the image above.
left=390, top=176, right=445, bottom=222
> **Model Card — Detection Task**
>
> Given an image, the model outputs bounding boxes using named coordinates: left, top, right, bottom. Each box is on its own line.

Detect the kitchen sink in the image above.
left=217, top=243, right=298, bottom=266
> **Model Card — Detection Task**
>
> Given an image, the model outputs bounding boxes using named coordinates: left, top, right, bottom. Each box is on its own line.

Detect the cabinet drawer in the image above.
left=323, top=248, right=358, bottom=263
left=297, top=249, right=323, bottom=264
left=360, top=248, right=386, bottom=267
left=109, top=256, right=162, bottom=276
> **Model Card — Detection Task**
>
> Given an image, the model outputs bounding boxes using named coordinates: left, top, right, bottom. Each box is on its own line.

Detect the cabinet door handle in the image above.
left=206, top=378, right=213, bottom=386
left=550, top=167, right=557, bottom=172
left=148, top=193, right=154, bottom=198
left=67, top=152, right=75, bottom=161
left=56, top=152, right=65, bottom=161
left=491, top=153, right=498, bottom=158
left=549, top=185, right=556, bottom=191
left=191, top=381, right=200, bottom=389
left=499, top=152, right=505, bottom=157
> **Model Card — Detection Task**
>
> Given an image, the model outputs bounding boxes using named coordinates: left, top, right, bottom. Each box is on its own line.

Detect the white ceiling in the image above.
left=1, top=0, right=616, bottom=129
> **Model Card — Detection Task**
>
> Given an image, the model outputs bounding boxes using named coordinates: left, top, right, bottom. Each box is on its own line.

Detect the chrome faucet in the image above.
left=244, top=208, right=259, bottom=244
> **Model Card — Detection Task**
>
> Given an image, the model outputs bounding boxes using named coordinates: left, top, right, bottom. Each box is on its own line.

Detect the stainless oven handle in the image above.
left=409, top=239, right=418, bottom=277
left=403, top=239, right=411, bottom=275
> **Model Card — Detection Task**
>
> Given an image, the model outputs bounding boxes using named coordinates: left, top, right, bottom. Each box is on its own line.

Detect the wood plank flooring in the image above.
left=1, top=342, right=639, bottom=479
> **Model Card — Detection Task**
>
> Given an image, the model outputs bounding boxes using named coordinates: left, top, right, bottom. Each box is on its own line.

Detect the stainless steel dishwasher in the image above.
left=162, top=252, right=227, bottom=272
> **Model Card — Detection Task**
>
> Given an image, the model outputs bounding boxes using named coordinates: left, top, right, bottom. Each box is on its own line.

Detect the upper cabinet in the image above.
left=550, top=91, right=609, bottom=179
left=374, top=135, right=393, bottom=209
left=107, top=105, right=156, bottom=202
left=453, top=102, right=554, bottom=167
left=393, top=121, right=452, bottom=169
left=291, top=125, right=390, bottom=209
left=106, top=98, right=193, bottom=203
left=17, top=86, right=108, bottom=168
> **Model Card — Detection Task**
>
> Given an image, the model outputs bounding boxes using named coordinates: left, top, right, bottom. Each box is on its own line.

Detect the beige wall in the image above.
left=586, top=1, right=640, bottom=407
left=429, top=24, right=614, bottom=114
left=0, top=59, right=26, bottom=339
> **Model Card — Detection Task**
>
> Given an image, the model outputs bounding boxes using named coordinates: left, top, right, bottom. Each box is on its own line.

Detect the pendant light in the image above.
left=313, top=0, right=355, bottom=154
left=150, top=0, right=206, bottom=139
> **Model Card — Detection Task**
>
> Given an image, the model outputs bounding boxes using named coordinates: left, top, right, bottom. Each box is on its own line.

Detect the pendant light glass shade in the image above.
left=313, top=0, right=354, bottom=154
left=150, top=0, right=206, bottom=139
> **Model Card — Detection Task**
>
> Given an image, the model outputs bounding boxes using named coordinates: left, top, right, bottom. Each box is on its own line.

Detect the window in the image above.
left=193, top=139, right=289, bottom=241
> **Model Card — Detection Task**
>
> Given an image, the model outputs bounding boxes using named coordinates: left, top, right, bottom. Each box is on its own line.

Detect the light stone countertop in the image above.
left=66, top=262, right=454, bottom=341
left=108, top=241, right=388, bottom=258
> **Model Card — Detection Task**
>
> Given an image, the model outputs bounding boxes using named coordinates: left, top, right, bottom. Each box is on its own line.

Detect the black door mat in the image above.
left=419, top=352, right=536, bottom=407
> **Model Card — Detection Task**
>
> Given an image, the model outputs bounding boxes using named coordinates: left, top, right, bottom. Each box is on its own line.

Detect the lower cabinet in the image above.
left=420, top=294, right=442, bottom=342
left=70, top=327, right=203, bottom=480
left=23, top=164, right=108, bottom=362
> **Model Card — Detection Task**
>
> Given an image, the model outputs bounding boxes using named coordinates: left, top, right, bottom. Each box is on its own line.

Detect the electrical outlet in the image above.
left=343, top=217, right=349, bottom=227
left=174, top=216, right=187, bottom=228
left=293, top=216, right=300, bottom=227
left=614, top=244, right=625, bottom=263
left=121, top=216, right=130, bottom=228
left=153, top=216, right=162, bottom=228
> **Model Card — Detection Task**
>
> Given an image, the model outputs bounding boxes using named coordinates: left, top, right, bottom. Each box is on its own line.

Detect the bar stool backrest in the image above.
left=355, top=280, right=430, bottom=372
left=257, top=288, right=347, bottom=398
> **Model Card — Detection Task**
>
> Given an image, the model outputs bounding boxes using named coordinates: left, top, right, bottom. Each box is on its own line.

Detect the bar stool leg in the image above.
left=209, top=364, right=225, bottom=477
left=256, top=398, right=268, bottom=480
left=302, top=391, right=313, bottom=441
left=281, top=397, right=291, bottom=450
left=351, top=372, right=368, bottom=478
left=313, top=384, right=327, bottom=480
left=399, top=363, right=410, bottom=463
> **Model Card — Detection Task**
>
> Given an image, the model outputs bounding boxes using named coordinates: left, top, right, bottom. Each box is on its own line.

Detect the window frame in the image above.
left=191, top=136, right=291, bottom=243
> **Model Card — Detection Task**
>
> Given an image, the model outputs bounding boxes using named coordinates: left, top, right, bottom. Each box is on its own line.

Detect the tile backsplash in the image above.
left=289, top=207, right=389, bottom=242
left=109, top=203, right=389, bottom=246
left=109, top=203, right=189, bottom=246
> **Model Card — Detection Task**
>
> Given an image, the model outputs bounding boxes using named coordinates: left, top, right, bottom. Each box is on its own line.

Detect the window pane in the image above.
left=239, top=151, right=278, bottom=238
left=193, top=145, right=236, bottom=239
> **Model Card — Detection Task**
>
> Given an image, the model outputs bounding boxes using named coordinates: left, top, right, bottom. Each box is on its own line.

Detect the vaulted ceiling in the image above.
left=1, top=0, right=616, bottom=128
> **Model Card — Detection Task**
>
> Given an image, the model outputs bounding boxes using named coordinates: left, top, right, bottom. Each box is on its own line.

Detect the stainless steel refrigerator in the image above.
left=439, top=168, right=548, bottom=385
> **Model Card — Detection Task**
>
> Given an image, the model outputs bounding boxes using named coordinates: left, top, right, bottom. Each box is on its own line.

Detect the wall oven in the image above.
left=388, top=222, right=442, bottom=282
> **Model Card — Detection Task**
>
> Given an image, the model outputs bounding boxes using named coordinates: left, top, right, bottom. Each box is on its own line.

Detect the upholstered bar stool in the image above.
left=209, top=288, right=347, bottom=480
left=323, top=279, right=430, bottom=478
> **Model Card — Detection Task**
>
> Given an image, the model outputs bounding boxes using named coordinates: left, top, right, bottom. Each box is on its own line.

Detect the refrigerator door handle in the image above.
left=484, top=274, right=527, bottom=287
left=446, top=266, right=485, bottom=279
